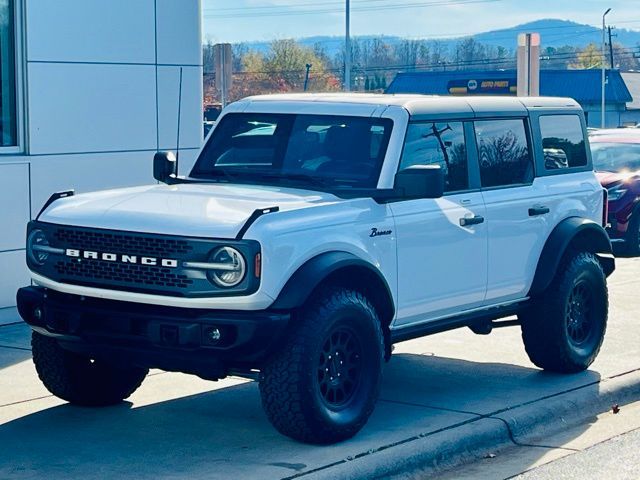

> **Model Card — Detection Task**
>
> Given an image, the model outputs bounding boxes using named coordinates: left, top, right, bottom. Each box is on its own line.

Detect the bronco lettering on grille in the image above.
left=65, top=249, right=178, bottom=268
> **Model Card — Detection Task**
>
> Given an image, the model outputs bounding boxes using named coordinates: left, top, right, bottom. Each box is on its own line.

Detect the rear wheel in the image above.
left=259, top=288, right=384, bottom=444
left=520, top=251, right=608, bottom=373
left=32, top=332, right=148, bottom=406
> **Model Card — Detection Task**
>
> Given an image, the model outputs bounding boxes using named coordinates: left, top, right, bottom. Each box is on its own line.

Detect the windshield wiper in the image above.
left=207, top=169, right=244, bottom=182
left=219, top=171, right=334, bottom=189
left=275, top=173, right=334, bottom=188
left=187, top=169, right=343, bottom=190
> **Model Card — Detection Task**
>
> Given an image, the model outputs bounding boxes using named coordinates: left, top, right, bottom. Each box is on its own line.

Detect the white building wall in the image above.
left=0, top=0, right=203, bottom=311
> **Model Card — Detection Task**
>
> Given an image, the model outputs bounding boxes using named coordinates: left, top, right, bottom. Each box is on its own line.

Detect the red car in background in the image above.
left=591, top=130, right=640, bottom=254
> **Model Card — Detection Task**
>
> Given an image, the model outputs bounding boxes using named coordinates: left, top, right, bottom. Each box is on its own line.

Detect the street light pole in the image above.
left=602, top=8, right=612, bottom=129
left=345, top=0, right=351, bottom=92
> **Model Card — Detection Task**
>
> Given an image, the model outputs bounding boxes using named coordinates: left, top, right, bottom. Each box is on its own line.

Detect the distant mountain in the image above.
left=472, top=19, right=639, bottom=49
left=236, top=19, right=640, bottom=57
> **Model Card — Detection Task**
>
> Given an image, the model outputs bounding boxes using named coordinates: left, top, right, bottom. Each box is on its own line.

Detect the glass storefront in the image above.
left=0, top=0, right=16, bottom=147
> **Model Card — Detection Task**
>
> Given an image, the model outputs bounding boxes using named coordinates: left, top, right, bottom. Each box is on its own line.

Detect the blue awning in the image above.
left=386, top=69, right=633, bottom=104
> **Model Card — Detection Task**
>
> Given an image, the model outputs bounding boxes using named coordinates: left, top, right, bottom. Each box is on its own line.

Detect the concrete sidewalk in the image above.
left=1, top=258, right=639, bottom=479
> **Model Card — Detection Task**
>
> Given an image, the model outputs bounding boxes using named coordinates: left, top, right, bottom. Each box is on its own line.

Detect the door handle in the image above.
left=460, top=215, right=485, bottom=227
left=529, top=206, right=550, bottom=216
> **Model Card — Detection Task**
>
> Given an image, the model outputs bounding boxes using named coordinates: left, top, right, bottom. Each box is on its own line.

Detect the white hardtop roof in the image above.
left=240, top=93, right=581, bottom=117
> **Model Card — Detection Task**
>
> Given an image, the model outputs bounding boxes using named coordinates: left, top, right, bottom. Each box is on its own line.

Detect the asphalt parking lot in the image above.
left=1, top=257, right=639, bottom=479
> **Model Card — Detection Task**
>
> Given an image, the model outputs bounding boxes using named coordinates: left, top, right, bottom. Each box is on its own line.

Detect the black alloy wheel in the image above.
left=317, top=326, right=363, bottom=408
left=565, top=281, right=594, bottom=346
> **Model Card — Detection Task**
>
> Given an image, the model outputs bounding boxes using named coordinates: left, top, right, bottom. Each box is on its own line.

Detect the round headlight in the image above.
left=208, top=246, right=246, bottom=288
left=28, top=229, right=50, bottom=266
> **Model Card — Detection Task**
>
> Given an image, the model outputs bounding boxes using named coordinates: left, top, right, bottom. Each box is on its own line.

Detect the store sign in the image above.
left=447, top=78, right=517, bottom=95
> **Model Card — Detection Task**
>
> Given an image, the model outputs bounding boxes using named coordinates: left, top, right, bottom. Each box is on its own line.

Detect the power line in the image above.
left=204, top=0, right=505, bottom=19
left=202, top=44, right=640, bottom=77
left=204, top=0, right=426, bottom=12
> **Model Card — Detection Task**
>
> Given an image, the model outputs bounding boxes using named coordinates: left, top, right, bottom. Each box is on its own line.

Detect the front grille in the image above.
left=54, top=259, right=193, bottom=289
left=54, top=228, right=193, bottom=256
left=29, top=222, right=260, bottom=298
left=50, top=227, right=196, bottom=292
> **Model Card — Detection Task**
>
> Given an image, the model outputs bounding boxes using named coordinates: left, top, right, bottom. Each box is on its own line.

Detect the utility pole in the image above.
left=344, top=0, right=351, bottom=92
left=607, top=26, right=616, bottom=69
left=602, top=8, right=611, bottom=129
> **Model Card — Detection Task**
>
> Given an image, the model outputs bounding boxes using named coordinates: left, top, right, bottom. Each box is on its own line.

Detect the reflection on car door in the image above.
left=475, top=118, right=550, bottom=302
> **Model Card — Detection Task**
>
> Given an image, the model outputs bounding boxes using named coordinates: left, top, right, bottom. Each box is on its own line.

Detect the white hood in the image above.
left=38, top=183, right=341, bottom=239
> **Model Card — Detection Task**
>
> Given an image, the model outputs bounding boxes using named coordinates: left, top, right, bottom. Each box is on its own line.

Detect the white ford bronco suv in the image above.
left=18, top=94, right=614, bottom=444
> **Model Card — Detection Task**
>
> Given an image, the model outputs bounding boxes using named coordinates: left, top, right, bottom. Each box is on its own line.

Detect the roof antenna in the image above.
left=175, top=67, right=184, bottom=174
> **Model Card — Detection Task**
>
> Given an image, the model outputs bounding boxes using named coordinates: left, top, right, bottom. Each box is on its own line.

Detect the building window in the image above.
left=475, top=119, right=533, bottom=188
left=540, top=115, right=588, bottom=170
left=400, top=122, right=469, bottom=192
left=0, top=0, right=17, bottom=148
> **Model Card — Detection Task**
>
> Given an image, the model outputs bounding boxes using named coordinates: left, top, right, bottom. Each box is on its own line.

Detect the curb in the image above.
left=298, top=368, right=640, bottom=480
left=494, top=369, right=640, bottom=442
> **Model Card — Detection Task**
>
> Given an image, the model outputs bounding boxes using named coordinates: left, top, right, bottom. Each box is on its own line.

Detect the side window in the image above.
left=399, top=122, right=468, bottom=192
left=539, top=115, right=588, bottom=170
left=475, top=119, right=533, bottom=188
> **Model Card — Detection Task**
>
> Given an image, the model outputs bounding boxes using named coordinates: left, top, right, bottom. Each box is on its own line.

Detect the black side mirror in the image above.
left=395, top=165, right=445, bottom=199
left=153, top=152, right=178, bottom=184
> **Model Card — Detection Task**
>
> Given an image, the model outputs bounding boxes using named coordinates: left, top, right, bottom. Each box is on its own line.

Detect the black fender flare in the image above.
left=528, top=217, right=614, bottom=297
left=270, top=251, right=394, bottom=316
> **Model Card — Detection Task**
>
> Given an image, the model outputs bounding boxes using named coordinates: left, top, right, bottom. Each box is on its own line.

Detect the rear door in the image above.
left=473, top=117, right=550, bottom=302
left=391, top=120, right=488, bottom=326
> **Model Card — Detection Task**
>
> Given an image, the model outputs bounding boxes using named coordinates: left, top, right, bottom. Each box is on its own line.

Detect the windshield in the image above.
left=190, top=113, right=394, bottom=190
left=591, top=142, right=640, bottom=172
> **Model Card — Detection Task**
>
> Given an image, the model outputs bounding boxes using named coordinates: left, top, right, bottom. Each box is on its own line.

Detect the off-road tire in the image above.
left=32, top=332, right=148, bottom=406
left=520, top=251, right=608, bottom=373
left=259, top=288, right=384, bottom=444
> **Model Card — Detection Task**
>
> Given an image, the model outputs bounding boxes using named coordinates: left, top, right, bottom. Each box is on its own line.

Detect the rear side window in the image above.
left=400, top=122, right=468, bottom=192
left=539, top=115, right=588, bottom=170
left=475, top=119, right=533, bottom=188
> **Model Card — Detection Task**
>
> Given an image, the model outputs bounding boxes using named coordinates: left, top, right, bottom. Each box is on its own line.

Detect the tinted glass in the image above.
left=0, top=0, right=16, bottom=147
left=400, top=122, right=468, bottom=192
left=540, top=115, right=587, bottom=170
left=475, top=119, right=533, bottom=188
left=592, top=142, right=640, bottom=172
left=191, top=113, right=393, bottom=189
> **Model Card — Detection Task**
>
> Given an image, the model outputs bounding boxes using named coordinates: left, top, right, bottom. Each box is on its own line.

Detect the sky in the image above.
left=202, top=0, right=640, bottom=44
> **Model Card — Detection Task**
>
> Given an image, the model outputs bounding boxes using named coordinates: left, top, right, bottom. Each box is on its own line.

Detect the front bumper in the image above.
left=606, top=198, right=639, bottom=240
left=17, top=286, right=290, bottom=379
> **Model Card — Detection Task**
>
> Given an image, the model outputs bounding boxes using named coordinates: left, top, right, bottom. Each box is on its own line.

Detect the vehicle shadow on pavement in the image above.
left=382, top=353, right=602, bottom=415
left=0, top=353, right=602, bottom=480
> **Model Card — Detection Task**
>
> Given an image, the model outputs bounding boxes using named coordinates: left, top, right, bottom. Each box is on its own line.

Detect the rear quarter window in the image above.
left=539, top=115, right=588, bottom=171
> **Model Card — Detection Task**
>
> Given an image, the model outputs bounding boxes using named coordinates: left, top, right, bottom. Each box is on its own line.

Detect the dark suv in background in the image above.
left=591, top=130, right=640, bottom=254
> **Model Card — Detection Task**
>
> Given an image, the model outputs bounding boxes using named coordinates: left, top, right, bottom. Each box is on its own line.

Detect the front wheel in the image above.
left=259, top=288, right=384, bottom=444
left=32, top=332, right=148, bottom=406
left=520, top=251, right=608, bottom=373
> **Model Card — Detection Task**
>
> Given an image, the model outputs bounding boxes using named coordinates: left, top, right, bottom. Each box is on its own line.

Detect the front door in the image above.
left=391, top=121, right=488, bottom=326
